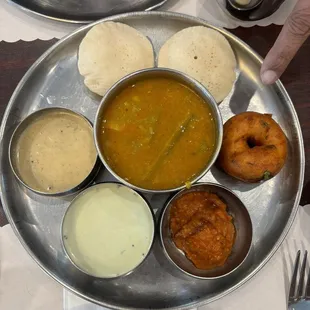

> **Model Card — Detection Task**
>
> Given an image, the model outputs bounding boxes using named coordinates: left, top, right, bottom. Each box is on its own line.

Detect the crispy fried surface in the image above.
left=170, top=192, right=235, bottom=270
left=218, top=112, right=287, bottom=183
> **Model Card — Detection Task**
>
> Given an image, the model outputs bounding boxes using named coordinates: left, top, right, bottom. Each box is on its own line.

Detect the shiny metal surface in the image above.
left=9, top=0, right=168, bottom=23
left=0, top=11, right=304, bottom=310
left=288, top=250, right=310, bottom=308
left=219, top=0, right=286, bottom=21
left=160, top=183, right=252, bottom=279
left=9, top=107, right=101, bottom=197
left=61, top=182, right=156, bottom=279
left=228, top=0, right=263, bottom=11
left=94, top=68, right=223, bottom=194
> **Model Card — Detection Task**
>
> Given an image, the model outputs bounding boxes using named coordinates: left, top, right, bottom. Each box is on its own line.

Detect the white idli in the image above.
left=158, top=26, right=236, bottom=103
left=78, top=22, right=154, bottom=96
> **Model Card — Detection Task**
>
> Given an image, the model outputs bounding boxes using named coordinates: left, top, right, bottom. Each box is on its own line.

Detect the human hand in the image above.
left=260, top=0, right=310, bottom=84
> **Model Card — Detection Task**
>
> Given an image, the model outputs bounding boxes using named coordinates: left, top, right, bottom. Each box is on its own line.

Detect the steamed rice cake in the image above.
left=78, top=22, right=154, bottom=96
left=158, top=26, right=236, bottom=103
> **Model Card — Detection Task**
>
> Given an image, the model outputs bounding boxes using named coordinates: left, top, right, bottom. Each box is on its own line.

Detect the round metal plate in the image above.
left=8, top=0, right=168, bottom=23
left=0, top=11, right=304, bottom=310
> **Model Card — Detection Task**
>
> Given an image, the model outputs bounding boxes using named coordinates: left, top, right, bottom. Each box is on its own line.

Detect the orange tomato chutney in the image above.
left=170, top=191, right=235, bottom=270
left=98, top=77, right=216, bottom=190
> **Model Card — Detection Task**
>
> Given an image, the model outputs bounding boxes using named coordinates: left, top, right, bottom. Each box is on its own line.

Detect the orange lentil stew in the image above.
left=170, top=191, right=235, bottom=270
left=98, top=77, right=216, bottom=190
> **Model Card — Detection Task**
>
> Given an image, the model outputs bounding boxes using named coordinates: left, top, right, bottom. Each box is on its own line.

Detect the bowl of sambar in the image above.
left=94, top=68, right=223, bottom=193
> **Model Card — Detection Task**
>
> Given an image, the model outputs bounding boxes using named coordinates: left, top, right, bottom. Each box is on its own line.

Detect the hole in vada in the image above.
left=247, top=137, right=258, bottom=149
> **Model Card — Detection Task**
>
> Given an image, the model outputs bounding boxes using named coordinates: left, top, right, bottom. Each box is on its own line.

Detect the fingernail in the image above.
left=261, top=70, right=278, bottom=85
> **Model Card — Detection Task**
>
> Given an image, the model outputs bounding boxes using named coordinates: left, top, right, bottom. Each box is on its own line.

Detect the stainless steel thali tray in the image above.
left=8, top=0, right=168, bottom=23
left=0, top=11, right=304, bottom=310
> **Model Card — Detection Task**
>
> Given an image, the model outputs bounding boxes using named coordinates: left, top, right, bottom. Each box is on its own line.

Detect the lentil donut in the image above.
left=218, top=112, right=287, bottom=183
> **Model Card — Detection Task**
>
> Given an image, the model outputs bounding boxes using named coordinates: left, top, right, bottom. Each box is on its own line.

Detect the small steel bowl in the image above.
left=61, top=182, right=156, bottom=279
left=159, top=182, right=253, bottom=279
left=94, top=68, right=223, bottom=194
left=9, top=107, right=101, bottom=197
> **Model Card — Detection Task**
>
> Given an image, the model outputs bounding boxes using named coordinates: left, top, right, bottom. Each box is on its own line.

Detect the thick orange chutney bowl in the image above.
left=159, top=182, right=253, bottom=279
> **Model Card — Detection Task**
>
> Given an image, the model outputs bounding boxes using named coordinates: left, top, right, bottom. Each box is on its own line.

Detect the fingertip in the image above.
left=261, top=70, right=278, bottom=85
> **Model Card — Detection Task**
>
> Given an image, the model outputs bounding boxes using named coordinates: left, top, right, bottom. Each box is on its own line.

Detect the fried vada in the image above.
left=218, top=112, right=287, bottom=183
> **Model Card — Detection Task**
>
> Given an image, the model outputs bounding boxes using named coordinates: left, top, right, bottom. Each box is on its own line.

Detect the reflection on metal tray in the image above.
left=0, top=11, right=304, bottom=310
left=8, top=0, right=168, bottom=23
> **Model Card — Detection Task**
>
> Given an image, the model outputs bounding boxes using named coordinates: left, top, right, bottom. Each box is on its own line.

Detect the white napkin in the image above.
left=0, top=225, right=63, bottom=310
left=0, top=0, right=297, bottom=42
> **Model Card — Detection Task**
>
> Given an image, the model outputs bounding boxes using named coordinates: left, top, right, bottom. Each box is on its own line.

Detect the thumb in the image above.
left=261, top=0, right=310, bottom=85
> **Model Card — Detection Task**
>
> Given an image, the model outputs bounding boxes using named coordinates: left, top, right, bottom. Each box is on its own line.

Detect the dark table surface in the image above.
left=1, top=24, right=310, bottom=227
